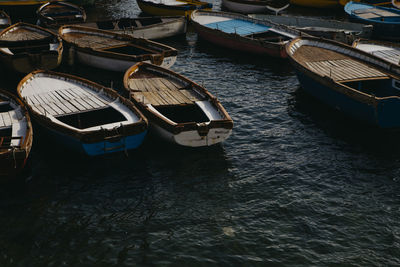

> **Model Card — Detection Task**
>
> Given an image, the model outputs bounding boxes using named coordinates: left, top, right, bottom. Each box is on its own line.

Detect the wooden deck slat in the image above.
left=0, top=112, right=5, bottom=127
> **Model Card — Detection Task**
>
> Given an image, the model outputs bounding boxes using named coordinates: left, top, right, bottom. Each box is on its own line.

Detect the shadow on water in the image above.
left=289, top=86, right=400, bottom=157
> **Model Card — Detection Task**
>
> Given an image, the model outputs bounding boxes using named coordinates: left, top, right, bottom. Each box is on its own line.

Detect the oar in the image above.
left=266, top=3, right=290, bottom=15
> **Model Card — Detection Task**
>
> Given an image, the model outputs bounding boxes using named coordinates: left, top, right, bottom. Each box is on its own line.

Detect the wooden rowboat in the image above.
left=352, top=39, right=400, bottom=65
left=123, top=62, right=233, bottom=147
left=136, top=0, right=212, bottom=17
left=190, top=10, right=302, bottom=58
left=393, top=0, right=400, bottom=8
left=286, top=36, right=400, bottom=128
left=75, top=16, right=187, bottom=40
left=37, top=1, right=87, bottom=28
left=59, top=25, right=178, bottom=72
left=222, top=0, right=289, bottom=14
left=0, top=22, right=63, bottom=73
left=0, top=89, right=33, bottom=178
left=344, top=1, right=400, bottom=41
left=17, top=70, right=148, bottom=156
left=0, top=10, right=11, bottom=30
left=249, top=14, right=373, bottom=44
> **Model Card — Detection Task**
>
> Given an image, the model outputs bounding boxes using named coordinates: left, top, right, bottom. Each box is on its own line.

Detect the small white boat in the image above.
left=17, top=70, right=148, bottom=156
left=59, top=25, right=178, bottom=72
left=0, top=10, right=11, bottom=30
left=123, top=62, right=233, bottom=147
left=75, top=16, right=187, bottom=40
left=0, top=89, right=33, bottom=178
left=0, top=22, right=63, bottom=73
left=352, top=39, right=400, bottom=65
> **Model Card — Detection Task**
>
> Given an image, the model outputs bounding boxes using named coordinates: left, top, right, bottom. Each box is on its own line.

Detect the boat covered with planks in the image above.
left=75, top=16, right=187, bottom=40
left=37, top=1, right=87, bottom=28
left=286, top=36, right=400, bottom=128
left=352, top=38, right=400, bottom=65
left=0, top=89, right=33, bottom=178
left=249, top=14, right=373, bottom=44
left=0, top=22, right=63, bottom=73
left=17, top=70, right=148, bottom=156
left=222, top=0, right=289, bottom=14
left=59, top=25, right=178, bottom=72
left=190, top=10, right=302, bottom=58
left=0, top=10, right=11, bottom=30
left=136, top=0, right=212, bottom=17
left=123, top=62, right=233, bottom=147
left=344, top=1, right=400, bottom=40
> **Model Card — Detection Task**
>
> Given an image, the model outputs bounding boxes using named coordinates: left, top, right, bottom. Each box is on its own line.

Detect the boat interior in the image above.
left=246, top=30, right=292, bottom=42
left=353, top=7, right=400, bottom=22
left=128, top=67, right=211, bottom=123
left=0, top=101, right=24, bottom=148
left=57, top=107, right=127, bottom=130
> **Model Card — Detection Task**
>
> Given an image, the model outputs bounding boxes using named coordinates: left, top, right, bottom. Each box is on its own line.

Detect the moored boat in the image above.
left=123, top=62, right=233, bottom=147
left=222, top=0, right=289, bottom=14
left=17, top=70, right=148, bottom=156
left=37, top=1, right=87, bottom=28
left=0, top=10, right=11, bottom=30
left=190, top=10, right=301, bottom=58
left=344, top=1, right=400, bottom=41
left=75, top=16, right=187, bottom=40
left=0, top=22, right=63, bottom=73
left=352, top=38, right=400, bottom=65
left=286, top=36, right=400, bottom=128
left=249, top=14, right=373, bottom=44
left=393, top=0, right=400, bottom=8
left=59, top=25, right=178, bottom=72
left=136, top=0, right=212, bottom=17
left=0, top=89, right=33, bottom=178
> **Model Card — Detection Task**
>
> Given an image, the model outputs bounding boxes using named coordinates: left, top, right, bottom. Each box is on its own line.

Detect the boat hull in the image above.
left=150, top=122, right=232, bottom=147
left=193, top=23, right=287, bottom=58
left=137, top=0, right=212, bottom=17
left=73, top=48, right=177, bottom=71
left=0, top=50, right=62, bottom=73
left=34, top=120, right=147, bottom=156
left=120, top=18, right=187, bottom=39
left=222, top=0, right=268, bottom=13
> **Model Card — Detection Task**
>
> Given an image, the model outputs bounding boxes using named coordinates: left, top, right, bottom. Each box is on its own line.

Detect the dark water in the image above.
left=1, top=1, right=400, bottom=266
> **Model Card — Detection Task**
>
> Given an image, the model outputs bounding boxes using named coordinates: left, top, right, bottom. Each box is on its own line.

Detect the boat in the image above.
left=393, top=0, right=400, bottom=8
left=249, top=14, right=373, bottom=44
left=74, top=16, right=187, bottom=40
left=17, top=70, right=148, bottom=156
left=190, top=10, right=302, bottom=58
left=286, top=36, right=400, bottom=128
left=0, top=89, right=33, bottom=178
left=344, top=1, right=400, bottom=41
left=136, top=0, right=212, bottom=17
left=352, top=38, right=400, bottom=65
left=221, top=0, right=289, bottom=14
left=289, top=0, right=339, bottom=8
left=123, top=62, right=233, bottom=147
left=0, top=22, right=63, bottom=73
left=0, top=10, right=11, bottom=30
left=37, top=1, right=87, bottom=28
left=59, top=25, right=178, bottom=72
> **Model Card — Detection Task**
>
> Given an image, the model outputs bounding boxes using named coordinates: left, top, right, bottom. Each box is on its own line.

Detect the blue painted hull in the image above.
left=296, top=71, right=400, bottom=128
left=36, top=121, right=147, bottom=156
left=345, top=1, right=400, bottom=40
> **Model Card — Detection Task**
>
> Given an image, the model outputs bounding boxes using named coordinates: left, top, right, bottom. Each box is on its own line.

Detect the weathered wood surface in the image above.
left=0, top=28, right=50, bottom=42
left=129, top=77, right=204, bottom=106
left=62, top=32, right=129, bottom=49
left=294, top=45, right=388, bottom=81
left=0, top=110, right=19, bottom=128
left=26, top=86, right=109, bottom=117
